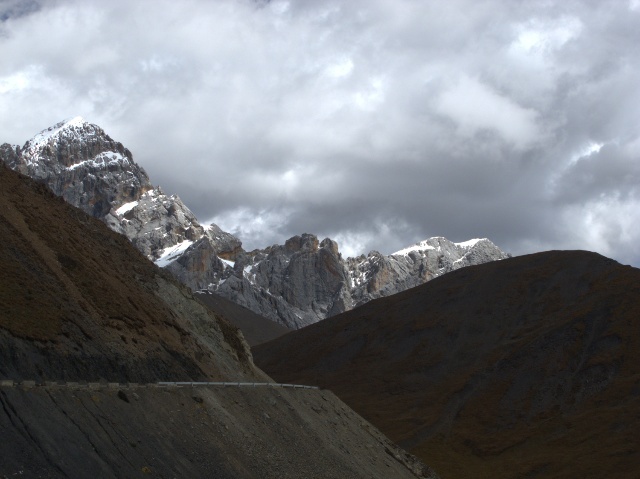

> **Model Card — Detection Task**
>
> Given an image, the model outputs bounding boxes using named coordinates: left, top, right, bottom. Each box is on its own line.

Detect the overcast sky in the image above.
left=1, top=0, right=639, bottom=265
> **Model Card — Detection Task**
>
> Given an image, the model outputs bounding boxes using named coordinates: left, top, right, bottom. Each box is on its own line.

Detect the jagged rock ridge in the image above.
left=172, top=234, right=510, bottom=329
left=172, top=234, right=355, bottom=329
left=348, top=236, right=510, bottom=308
left=2, top=118, right=509, bottom=329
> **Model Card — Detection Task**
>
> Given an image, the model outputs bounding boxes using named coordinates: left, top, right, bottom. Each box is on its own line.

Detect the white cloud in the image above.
left=0, top=69, right=30, bottom=93
left=561, top=196, right=640, bottom=265
left=208, top=206, right=296, bottom=251
left=510, top=16, right=583, bottom=57
left=324, top=58, right=354, bottom=79
left=435, top=75, right=541, bottom=148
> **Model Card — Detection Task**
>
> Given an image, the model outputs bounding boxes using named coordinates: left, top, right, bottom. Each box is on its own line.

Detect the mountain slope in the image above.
left=0, top=161, right=437, bottom=479
left=254, top=250, right=640, bottom=479
left=0, top=161, right=256, bottom=383
left=0, top=385, right=437, bottom=479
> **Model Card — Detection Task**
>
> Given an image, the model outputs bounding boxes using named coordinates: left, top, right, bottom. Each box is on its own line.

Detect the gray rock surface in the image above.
left=185, top=234, right=509, bottom=329
left=117, top=187, right=241, bottom=262
left=0, top=385, right=438, bottom=479
left=347, top=236, right=511, bottom=308
left=211, top=234, right=353, bottom=329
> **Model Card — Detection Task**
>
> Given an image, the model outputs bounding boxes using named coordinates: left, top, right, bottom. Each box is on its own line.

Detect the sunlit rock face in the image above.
left=347, top=237, right=511, bottom=308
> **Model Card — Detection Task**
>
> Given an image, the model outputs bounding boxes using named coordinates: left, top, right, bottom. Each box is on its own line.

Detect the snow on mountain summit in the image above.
left=23, top=116, right=89, bottom=158
left=392, top=236, right=488, bottom=256
left=0, top=117, right=151, bottom=222
left=347, top=236, right=510, bottom=310
left=392, top=239, right=437, bottom=256
left=455, top=238, right=486, bottom=248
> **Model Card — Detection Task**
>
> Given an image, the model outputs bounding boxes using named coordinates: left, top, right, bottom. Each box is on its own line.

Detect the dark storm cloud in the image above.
left=1, top=0, right=639, bottom=264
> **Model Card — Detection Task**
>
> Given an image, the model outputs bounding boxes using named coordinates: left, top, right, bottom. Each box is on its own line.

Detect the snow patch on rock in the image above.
left=155, top=240, right=194, bottom=268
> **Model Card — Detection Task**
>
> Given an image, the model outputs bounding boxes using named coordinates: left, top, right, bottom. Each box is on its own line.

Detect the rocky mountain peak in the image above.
left=2, top=117, right=150, bottom=221
left=284, top=233, right=320, bottom=254
left=347, top=236, right=510, bottom=308
left=22, top=117, right=110, bottom=163
left=1, top=118, right=242, bottom=267
left=320, top=237, right=340, bottom=256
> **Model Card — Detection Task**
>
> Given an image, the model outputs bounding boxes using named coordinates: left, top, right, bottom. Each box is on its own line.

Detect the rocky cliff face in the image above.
left=116, top=187, right=241, bottom=262
left=2, top=118, right=509, bottom=329
left=173, top=233, right=509, bottom=329
left=165, top=234, right=351, bottom=329
left=348, top=236, right=510, bottom=308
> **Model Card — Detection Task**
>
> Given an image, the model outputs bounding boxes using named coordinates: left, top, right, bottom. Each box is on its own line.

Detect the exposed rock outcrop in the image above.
left=117, top=188, right=241, bottom=262
left=348, top=236, right=510, bottom=307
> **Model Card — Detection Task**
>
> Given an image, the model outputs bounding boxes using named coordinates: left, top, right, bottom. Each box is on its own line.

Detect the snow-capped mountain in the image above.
left=2, top=117, right=147, bottom=222
left=0, top=117, right=240, bottom=263
left=347, top=236, right=510, bottom=308
left=1, top=118, right=510, bottom=329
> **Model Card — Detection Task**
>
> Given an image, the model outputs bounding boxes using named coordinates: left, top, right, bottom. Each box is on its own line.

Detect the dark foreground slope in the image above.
left=0, top=164, right=436, bottom=479
left=0, top=384, right=433, bottom=479
left=0, top=162, right=256, bottom=383
left=254, top=250, right=640, bottom=479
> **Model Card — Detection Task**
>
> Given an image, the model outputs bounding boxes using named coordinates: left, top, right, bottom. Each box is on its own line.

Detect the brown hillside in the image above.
left=254, top=250, right=640, bottom=479
left=0, top=162, right=258, bottom=382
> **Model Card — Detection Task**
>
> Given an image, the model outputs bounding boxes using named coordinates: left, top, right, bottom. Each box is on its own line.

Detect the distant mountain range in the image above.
left=1, top=118, right=509, bottom=328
